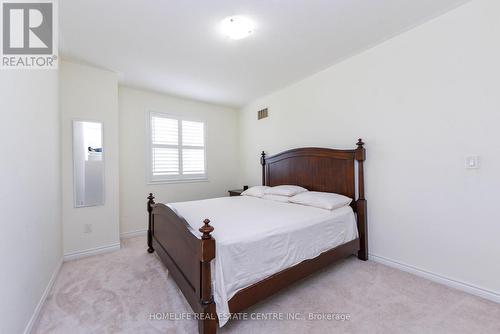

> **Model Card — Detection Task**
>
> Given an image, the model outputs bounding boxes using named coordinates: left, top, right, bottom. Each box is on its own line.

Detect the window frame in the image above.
left=147, top=111, right=208, bottom=184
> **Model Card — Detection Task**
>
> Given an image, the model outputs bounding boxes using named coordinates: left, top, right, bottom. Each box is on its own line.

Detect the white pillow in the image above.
left=265, top=185, right=308, bottom=197
left=241, top=186, right=269, bottom=198
left=289, top=191, right=352, bottom=210
left=262, top=194, right=290, bottom=203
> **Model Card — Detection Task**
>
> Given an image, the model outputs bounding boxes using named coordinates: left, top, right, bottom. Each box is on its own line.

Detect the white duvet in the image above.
left=168, top=196, right=358, bottom=327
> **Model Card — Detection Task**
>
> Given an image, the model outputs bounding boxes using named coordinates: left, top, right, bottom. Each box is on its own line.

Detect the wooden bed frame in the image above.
left=146, top=139, right=368, bottom=334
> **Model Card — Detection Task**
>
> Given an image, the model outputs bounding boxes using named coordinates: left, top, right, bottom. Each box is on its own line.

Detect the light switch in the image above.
left=465, top=156, right=479, bottom=169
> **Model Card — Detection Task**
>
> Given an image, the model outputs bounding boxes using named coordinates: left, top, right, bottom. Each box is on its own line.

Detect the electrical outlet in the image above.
left=84, top=223, right=92, bottom=233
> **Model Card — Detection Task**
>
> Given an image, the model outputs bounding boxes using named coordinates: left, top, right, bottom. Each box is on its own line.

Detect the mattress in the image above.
left=168, top=195, right=358, bottom=327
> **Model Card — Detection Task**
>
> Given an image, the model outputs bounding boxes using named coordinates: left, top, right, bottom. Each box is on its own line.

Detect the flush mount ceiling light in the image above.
left=219, top=16, right=255, bottom=40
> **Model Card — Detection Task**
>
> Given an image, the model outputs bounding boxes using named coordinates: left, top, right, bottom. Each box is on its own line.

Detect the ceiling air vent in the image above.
left=257, top=108, right=268, bottom=120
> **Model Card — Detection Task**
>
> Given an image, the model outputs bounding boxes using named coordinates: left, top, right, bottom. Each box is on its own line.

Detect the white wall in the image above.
left=239, top=0, right=500, bottom=297
left=119, top=86, right=239, bottom=235
left=60, top=61, right=120, bottom=255
left=0, top=71, right=61, bottom=333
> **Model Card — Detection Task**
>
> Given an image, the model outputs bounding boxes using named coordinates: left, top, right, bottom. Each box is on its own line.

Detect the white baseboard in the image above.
left=23, top=259, right=62, bottom=334
left=369, top=253, right=500, bottom=304
left=63, top=242, right=121, bottom=262
left=120, top=229, right=147, bottom=239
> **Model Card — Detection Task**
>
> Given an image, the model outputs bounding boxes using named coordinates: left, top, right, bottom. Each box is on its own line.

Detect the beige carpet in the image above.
left=33, top=236, right=500, bottom=334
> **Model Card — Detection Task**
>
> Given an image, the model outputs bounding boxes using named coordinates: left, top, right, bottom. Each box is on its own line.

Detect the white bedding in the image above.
left=168, top=196, right=358, bottom=327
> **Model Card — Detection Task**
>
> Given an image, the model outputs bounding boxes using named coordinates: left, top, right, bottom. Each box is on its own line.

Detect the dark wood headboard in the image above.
left=260, top=139, right=368, bottom=259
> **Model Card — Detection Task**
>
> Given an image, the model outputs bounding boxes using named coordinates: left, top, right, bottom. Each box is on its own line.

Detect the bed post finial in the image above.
left=147, top=193, right=155, bottom=253
left=261, top=151, right=266, bottom=186
left=355, top=138, right=366, bottom=162
left=199, top=219, right=214, bottom=240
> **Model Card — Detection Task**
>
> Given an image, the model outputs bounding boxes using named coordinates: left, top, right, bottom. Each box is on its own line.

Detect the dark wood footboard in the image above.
left=147, top=194, right=217, bottom=334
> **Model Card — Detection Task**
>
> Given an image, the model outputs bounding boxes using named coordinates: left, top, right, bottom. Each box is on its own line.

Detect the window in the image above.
left=148, top=112, right=207, bottom=183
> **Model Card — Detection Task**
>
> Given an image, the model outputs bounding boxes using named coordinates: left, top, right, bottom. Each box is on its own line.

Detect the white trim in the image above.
left=120, top=229, right=147, bottom=239
left=23, top=259, right=63, bottom=334
left=63, top=242, right=121, bottom=262
left=147, top=177, right=208, bottom=185
left=369, top=253, right=500, bottom=304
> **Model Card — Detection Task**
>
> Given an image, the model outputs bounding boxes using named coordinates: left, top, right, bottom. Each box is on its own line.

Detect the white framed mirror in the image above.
left=73, top=120, right=104, bottom=207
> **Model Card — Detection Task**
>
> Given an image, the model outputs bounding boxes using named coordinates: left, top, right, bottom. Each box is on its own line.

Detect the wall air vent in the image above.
left=257, top=108, right=268, bottom=120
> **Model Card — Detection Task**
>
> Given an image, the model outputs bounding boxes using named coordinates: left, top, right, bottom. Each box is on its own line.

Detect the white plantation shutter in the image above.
left=149, top=112, right=206, bottom=182
left=182, top=120, right=205, bottom=174
left=182, top=121, right=204, bottom=146
left=152, top=147, right=178, bottom=175
left=152, top=117, right=178, bottom=145
left=182, top=148, right=205, bottom=174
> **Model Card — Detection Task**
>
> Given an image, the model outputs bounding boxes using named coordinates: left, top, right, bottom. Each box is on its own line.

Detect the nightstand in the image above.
left=228, top=189, right=244, bottom=197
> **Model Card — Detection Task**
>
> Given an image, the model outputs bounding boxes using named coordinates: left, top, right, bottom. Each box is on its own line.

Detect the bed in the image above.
left=146, top=139, right=368, bottom=334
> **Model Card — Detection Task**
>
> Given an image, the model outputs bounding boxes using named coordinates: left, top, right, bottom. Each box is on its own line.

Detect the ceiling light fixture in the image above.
left=219, top=16, right=255, bottom=40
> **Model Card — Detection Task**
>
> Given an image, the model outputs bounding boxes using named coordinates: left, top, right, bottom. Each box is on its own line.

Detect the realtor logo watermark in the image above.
left=1, top=0, right=58, bottom=69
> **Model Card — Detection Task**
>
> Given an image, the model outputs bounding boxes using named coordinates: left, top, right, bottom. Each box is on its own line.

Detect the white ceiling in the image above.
left=61, top=0, right=468, bottom=107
